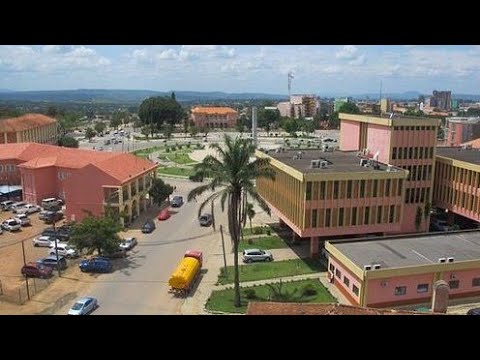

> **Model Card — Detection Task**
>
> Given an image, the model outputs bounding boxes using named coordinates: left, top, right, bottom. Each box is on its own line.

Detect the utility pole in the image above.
left=21, top=240, right=30, bottom=300
left=211, top=200, right=216, bottom=231
left=219, top=225, right=227, bottom=277
left=53, top=219, right=61, bottom=277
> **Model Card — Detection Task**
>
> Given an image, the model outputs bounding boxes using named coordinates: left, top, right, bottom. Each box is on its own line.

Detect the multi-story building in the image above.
left=433, top=147, right=480, bottom=223
left=326, top=230, right=480, bottom=308
left=339, top=113, right=440, bottom=233
left=191, top=107, right=238, bottom=129
left=380, top=98, right=392, bottom=114
left=429, top=90, right=452, bottom=111
left=290, top=95, right=318, bottom=118
left=0, top=114, right=58, bottom=144
left=256, top=149, right=408, bottom=257
left=445, top=117, right=480, bottom=146
left=0, top=143, right=158, bottom=224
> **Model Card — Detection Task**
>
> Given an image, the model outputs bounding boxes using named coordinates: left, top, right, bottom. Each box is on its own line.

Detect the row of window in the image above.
left=399, top=165, right=433, bottom=182
left=395, top=278, right=480, bottom=296
left=391, top=147, right=434, bottom=160
left=393, top=126, right=436, bottom=131
left=331, top=265, right=359, bottom=297
left=437, top=186, right=480, bottom=213
left=405, top=187, right=431, bottom=204
left=305, top=179, right=403, bottom=201
left=306, top=205, right=400, bottom=229
left=435, top=162, right=480, bottom=189
left=0, top=164, right=16, bottom=173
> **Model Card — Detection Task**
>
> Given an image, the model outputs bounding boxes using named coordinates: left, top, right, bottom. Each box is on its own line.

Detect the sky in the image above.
left=1, top=45, right=480, bottom=95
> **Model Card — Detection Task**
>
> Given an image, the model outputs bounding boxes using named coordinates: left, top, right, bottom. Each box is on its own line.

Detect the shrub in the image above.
left=165, top=147, right=170, bottom=153
left=186, top=143, right=191, bottom=148
left=189, top=174, right=204, bottom=182
left=266, top=228, right=271, bottom=235
left=178, top=144, right=183, bottom=149
left=247, top=238, right=253, bottom=244
left=301, top=283, right=318, bottom=297
left=253, top=227, right=263, bottom=235
left=244, top=289, right=257, bottom=300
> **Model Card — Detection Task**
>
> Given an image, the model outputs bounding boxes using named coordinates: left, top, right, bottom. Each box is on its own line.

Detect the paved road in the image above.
left=56, top=179, right=226, bottom=315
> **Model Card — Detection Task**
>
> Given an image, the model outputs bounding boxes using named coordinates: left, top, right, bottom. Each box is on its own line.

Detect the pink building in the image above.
left=0, top=143, right=158, bottom=224
left=326, top=230, right=480, bottom=308
left=339, top=113, right=440, bottom=233
left=445, top=117, right=480, bottom=146
left=191, top=107, right=238, bottom=129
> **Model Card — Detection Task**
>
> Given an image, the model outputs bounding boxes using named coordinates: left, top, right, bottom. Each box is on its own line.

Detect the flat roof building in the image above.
left=191, top=106, right=238, bottom=129
left=0, top=114, right=58, bottom=145
left=445, top=117, right=480, bottom=147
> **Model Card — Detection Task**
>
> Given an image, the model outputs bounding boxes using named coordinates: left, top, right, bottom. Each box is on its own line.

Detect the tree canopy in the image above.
left=338, top=102, right=360, bottom=114
left=69, top=215, right=122, bottom=256
left=84, top=127, right=96, bottom=141
left=138, top=96, right=185, bottom=134
left=149, top=178, right=174, bottom=206
left=94, top=122, right=106, bottom=134
left=57, top=136, right=79, bottom=148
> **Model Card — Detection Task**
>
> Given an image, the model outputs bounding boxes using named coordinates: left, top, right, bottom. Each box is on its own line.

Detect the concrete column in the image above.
left=310, top=236, right=319, bottom=258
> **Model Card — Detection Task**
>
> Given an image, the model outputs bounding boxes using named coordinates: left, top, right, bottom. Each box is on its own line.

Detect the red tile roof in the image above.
left=463, top=137, right=480, bottom=149
left=0, top=114, right=56, bottom=132
left=0, top=143, right=157, bottom=184
left=191, top=106, right=237, bottom=115
left=246, top=302, right=432, bottom=315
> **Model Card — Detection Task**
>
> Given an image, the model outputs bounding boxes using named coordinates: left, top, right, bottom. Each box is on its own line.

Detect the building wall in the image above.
left=191, top=112, right=238, bottom=128
left=366, top=124, right=391, bottom=164
left=328, top=255, right=362, bottom=305
left=0, top=160, right=23, bottom=185
left=446, top=122, right=480, bottom=146
left=433, top=156, right=480, bottom=222
left=340, top=120, right=360, bottom=151
left=21, top=167, right=57, bottom=204
left=0, top=122, right=57, bottom=145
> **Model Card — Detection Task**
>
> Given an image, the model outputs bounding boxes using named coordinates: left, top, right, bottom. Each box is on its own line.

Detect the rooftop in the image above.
left=331, top=230, right=480, bottom=269
left=0, top=114, right=56, bottom=132
left=246, top=302, right=428, bottom=315
left=463, top=137, right=480, bottom=149
left=191, top=106, right=237, bottom=115
left=446, top=117, right=480, bottom=124
left=436, top=147, right=480, bottom=166
left=262, top=148, right=405, bottom=174
left=340, top=113, right=440, bottom=127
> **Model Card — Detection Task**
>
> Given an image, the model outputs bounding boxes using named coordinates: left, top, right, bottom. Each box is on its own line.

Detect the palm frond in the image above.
left=247, top=189, right=271, bottom=216
left=197, top=190, right=224, bottom=218
left=187, top=183, right=214, bottom=202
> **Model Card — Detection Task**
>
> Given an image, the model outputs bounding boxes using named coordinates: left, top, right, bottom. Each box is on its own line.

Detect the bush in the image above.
left=266, top=228, right=271, bottom=235
left=165, top=147, right=170, bottom=153
left=253, top=227, right=263, bottom=235
left=247, top=238, right=253, bottom=244
left=189, top=174, right=204, bottom=182
left=186, top=143, right=191, bottom=148
left=301, top=283, right=318, bottom=297
left=244, top=289, right=257, bottom=300
left=178, top=144, right=183, bottom=149
left=196, top=143, right=202, bottom=149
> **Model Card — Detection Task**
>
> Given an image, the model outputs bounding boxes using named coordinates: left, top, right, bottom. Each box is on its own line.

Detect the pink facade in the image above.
left=366, top=124, right=391, bottom=164
left=0, top=159, right=23, bottom=185
left=340, top=120, right=360, bottom=151
left=328, top=255, right=362, bottom=305
left=191, top=107, right=238, bottom=129
left=446, top=119, right=480, bottom=147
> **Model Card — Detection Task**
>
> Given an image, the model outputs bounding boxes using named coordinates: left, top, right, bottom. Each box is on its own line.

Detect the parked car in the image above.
left=171, top=196, right=184, bottom=208
left=14, top=213, right=31, bottom=226
left=2, top=218, right=21, bottom=231
left=11, top=201, right=27, bottom=213
left=37, top=255, right=68, bottom=270
left=41, top=197, right=61, bottom=210
left=16, top=204, right=41, bottom=215
left=467, top=308, right=480, bottom=315
left=142, top=219, right=156, bottom=233
left=199, top=214, right=213, bottom=227
left=0, top=200, right=14, bottom=211
left=21, top=262, right=53, bottom=279
left=44, top=211, right=64, bottom=224
left=79, top=258, right=113, bottom=273
left=158, top=208, right=171, bottom=221
left=42, top=227, right=70, bottom=242
left=102, top=248, right=127, bottom=259
left=49, top=243, right=78, bottom=258
left=68, top=297, right=98, bottom=315
left=430, top=218, right=453, bottom=232
left=120, top=237, right=137, bottom=251
left=242, top=249, right=274, bottom=263
left=33, top=235, right=56, bottom=247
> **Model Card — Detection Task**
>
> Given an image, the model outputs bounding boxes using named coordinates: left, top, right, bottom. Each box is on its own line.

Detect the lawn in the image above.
left=165, top=152, right=197, bottom=165
left=133, top=146, right=163, bottom=158
left=238, top=235, right=288, bottom=252
left=206, top=279, right=336, bottom=314
left=241, top=226, right=276, bottom=237
left=157, top=166, right=196, bottom=177
left=217, top=258, right=325, bottom=285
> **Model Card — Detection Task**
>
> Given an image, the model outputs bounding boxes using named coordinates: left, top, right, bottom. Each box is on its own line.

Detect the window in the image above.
left=325, top=209, right=331, bottom=228
left=392, top=147, right=397, bottom=160
left=405, top=188, right=410, bottom=204
left=409, top=148, right=413, bottom=159
left=311, top=209, right=318, bottom=228
left=398, top=179, right=403, bottom=196
left=449, top=280, right=459, bottom=289
left=414, top=147, right=418, bottom=159
left=352, top=285, right=359, bottom=296
left=360, top=180, right=365, bottom=198
left=339, top=208, right=344, bottom=227
left=395, top=286, right=407, bottom=296
left=364, top=206, right=370, bottom=225
left=351, top=207, right=357, bottom=226
left=403, top=147, right=408, bottom=159
left=0, top=165, right=3, bottom=172
left=385, top=179, right=391, bottom=197
left=417, top=284, right=429, bottom=293
left=377, top=206, right=382, bottom=223
left=472, top=278, right=480, bottom=287
left=343, top=276, right=350, bottom=287
left=373, top=180, right=378, bottom=198
left=333, top=181, right=339, bottom=199
left=389, top=205, right=395, bottom=223
left=306, top=182, right=312, bottom=200
left=320, top=181, right=326, bottom=200
left=335, top=269, right=341, bottom=278
left=347, top=180, right=352, bottom=198
left=329, top=263, right=334, bottom=272
left=429, top=147, right=434, bottom=159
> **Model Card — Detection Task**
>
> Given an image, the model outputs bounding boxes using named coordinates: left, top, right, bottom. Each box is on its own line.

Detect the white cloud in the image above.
left=336, top=45, right=359, bottom=60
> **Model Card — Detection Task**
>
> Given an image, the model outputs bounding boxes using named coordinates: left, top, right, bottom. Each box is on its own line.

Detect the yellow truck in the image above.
left=168, top=250, right=203, bottom=296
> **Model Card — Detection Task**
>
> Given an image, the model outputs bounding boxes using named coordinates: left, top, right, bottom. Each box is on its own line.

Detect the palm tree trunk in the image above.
left=228, top=191, right=242, bottom=308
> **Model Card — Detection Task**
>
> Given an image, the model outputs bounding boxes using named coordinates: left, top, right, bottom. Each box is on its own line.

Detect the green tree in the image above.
left=328, top=112, right=340, bottom=129
left=258, top=108, right=281, bottom=130
left=133, top=119, right=143, bottom=131
left=110, top=113, right=123, bottom=130
left=70, top=214, right=122, bottom=256
left=281, top=117, right=300, bottom=136
left=203, top=126, right=210, bottom=138
left=187, top=135, right=275, bottom=308
left=415, top=206, right=423, bottom=231
left=86, top=108, right=95, bottom=120
left=85, top=127, right=96, bottom=141
left=163, top=124, right=174, bottom=139
left=236, top=119, right=245, bottom=133
left=300, top=118, right=316, bottom=134
left=149, top=178, right=174, bottom=206
left=138, top=96, right=184, bottom=136
left=424, top=202, right=431, bottom=220
left=238, top=114, right=252, bottom=131
left=189, top=125, right=199, bottom=138
left=338, top=102, right=360, bottom=114
left=94, top=122, right=106, bottom=135
left=46, top=106, right=58, bottom=118
left=57, top=136, right=79, bottom=148
left=246, top=202, right=255, bottom=233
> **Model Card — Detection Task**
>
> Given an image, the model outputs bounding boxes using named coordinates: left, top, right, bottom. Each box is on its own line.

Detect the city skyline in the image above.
left=1, top=45, right=480, bottom=94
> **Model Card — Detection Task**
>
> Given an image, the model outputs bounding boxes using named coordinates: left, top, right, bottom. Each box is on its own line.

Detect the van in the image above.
left=41, top=198, right=60, bottom=210
left=0, top=200, right=14, bottom=211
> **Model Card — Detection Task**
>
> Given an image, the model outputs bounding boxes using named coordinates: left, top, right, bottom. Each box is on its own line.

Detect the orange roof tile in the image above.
left=191, top=106, right=237, bottom=115
left=0, top=114, right=56, bottom=132
left=246, top=302, right=433, bottom=315
left=463, top=137, right=480, bottom=149
left=0, top=143, right=157, bottom=184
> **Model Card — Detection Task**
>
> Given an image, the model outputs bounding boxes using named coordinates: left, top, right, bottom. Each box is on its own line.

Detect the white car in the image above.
left=2, top=218, right=21, bottom=231
left=16, top=204, right=41, bottom=215
left=49, top=243, right=78, bottom=258
left=11, top=202, right=27, bottom=213
left=68, top=297, right=98, bottom=315
left=33, top=236, right=55, bottom=247
left=14, top=213, right=31, bottom=226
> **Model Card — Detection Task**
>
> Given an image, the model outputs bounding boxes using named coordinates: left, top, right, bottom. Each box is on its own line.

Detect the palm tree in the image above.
left=187, top=134, right=275, bottom=307
left=246, top=202, right=255, bottom=234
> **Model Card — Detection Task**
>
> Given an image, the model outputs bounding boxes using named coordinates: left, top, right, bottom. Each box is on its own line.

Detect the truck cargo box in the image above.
left=168, top=256, right=201, bottom=290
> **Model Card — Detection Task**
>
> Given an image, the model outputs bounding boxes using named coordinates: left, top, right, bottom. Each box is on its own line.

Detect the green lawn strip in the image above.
left=165, top=153, right=197, bottom=165
left=241, top=225, right=279, bottom=237
left=217, top=258, right=325, bottom=285
left=238, top=235, right=288, bottom=252
left=157, top=166, right=196, bottom=177
left=206, top=279, right=336, bottom=314
left=132, top=146, right=163, bottom=157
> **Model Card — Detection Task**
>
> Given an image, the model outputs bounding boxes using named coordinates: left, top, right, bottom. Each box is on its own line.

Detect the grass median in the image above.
left=157, top=166, right=196, bottom=177
left=238, top=235, right=288, bottom=252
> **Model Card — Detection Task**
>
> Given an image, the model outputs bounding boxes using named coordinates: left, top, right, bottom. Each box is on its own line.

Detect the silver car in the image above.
left=14, top=213, right=31, bottom=226
left=242, top=249, right=273, bottom=263
left=33, top=235, right=55, bottom=247
left=68, top=297, right=98, bottom=315
left=2, top=218, right=21, bottom=231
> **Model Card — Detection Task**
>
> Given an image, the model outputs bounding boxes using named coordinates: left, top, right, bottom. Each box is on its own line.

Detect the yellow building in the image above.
left=0, top=114, right=58, bottom=144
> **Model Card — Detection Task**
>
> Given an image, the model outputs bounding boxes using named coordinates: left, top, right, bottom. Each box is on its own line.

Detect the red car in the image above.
left=21, top=262, right=53, bottom=279
left=158, top=209, right=171, bottom=221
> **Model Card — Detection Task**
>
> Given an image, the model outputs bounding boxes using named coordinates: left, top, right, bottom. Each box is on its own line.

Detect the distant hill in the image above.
left=0, top=89, right=14, bottom=93
left=0, top=89, right=288, bottom=104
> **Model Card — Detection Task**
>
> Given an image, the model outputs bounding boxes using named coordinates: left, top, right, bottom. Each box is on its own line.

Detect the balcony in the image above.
left=104, top=188, right=121, bottom=205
